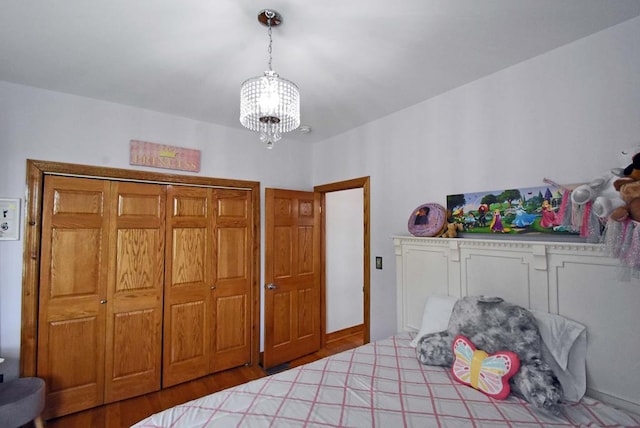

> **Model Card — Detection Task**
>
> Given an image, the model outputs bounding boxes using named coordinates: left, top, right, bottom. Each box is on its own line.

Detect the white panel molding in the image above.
left=460, top=248, right=534, bottom=309
left=393, top=236, right=640, bottom=414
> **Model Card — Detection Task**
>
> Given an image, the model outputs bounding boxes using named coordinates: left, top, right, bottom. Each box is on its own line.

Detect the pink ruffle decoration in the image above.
left=553, top=185, right=640, bottom=272
left=602, top=218, right=640, bottom=273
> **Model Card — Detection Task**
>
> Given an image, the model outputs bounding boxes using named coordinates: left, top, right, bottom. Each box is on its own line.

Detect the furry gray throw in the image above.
left=416, top=296, right=564, bottom=414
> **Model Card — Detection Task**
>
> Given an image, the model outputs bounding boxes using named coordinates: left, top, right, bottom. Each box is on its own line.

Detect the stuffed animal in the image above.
left=570, top=174, right=624, bottom=218
left=439, top=222, right=462, bottom=238
left=621, top=151, right=640, bottom=180
left=416, top=296, right=563, bottom=413
left=570, top=146, right=640, bottom=218
left=609, top=177, right=640, bottom=222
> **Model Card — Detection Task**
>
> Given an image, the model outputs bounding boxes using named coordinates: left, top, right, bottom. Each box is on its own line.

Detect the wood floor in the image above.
left=43, top=332, right=364, bottom=428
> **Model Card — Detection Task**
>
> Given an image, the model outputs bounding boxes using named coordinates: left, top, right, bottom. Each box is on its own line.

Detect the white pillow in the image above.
left=531, top=310, right=587, bottom=403
left=409, top=294, right=458, bottom=348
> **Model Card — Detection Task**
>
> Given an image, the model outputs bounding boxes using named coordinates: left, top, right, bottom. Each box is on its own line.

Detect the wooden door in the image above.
left=104, top=182, right=165, bottom=403
left=263, top=188, right=321, bottom=369
left=211, top=189, right=252, bottom=371
left=38, top=176, right=111, bottom=418
left=163, top=186, right=214, bottom=387
left=163, top=186, right=253, bottom=385
left=24, top=161, right=260, bottom=416
left=38, top=177, right=166, bottom=417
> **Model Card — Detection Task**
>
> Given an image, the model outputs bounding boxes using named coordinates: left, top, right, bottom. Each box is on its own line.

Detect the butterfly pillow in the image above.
left=452, top=335, right=520, bottom=400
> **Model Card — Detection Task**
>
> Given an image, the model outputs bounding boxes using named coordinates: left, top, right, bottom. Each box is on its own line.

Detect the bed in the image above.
left=133, top=237, right=640, bottom=427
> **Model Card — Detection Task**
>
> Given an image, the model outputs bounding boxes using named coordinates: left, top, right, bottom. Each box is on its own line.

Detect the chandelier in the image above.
left=240, top=9, right=300, bottom=149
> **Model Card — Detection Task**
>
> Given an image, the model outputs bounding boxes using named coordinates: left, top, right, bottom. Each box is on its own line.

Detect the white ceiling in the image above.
left=2, top=1, right=640, bottom=144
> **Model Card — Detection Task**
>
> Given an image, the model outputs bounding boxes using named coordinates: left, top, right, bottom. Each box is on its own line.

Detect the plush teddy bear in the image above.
left=621, top=151, right=640, bottom=180
left=416, top=296, right=563, bottom=413
left=609, top=177, right=640, bottom=222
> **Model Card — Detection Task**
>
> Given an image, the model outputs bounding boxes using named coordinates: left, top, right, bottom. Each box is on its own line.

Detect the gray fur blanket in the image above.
left=416, top=296, right=563, bottom=413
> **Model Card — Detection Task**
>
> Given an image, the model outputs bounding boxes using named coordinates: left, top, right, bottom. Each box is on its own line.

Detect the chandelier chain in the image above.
left=267, top=21, right=273, bottom=71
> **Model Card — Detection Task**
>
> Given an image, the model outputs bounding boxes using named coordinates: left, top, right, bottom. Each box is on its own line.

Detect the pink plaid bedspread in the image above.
left=132, top=333, right=640, bottom=427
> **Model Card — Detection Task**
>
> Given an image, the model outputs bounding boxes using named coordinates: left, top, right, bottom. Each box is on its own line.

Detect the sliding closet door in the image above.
left=163, top=186, right=214, bottom=387
left=104, top=182, right=165, bottom=403
left=38, top=176, right=111, bottom=418
left=211, top=189, right=252, bottom=371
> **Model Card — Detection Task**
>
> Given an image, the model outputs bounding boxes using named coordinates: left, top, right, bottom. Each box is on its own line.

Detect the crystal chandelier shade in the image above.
left=239, top=9, right=300, bottom=148
left=240, top=72, right=300, bottom=134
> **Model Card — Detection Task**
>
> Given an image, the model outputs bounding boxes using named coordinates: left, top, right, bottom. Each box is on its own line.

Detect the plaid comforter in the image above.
left=133, top=333, right=640, bottom=427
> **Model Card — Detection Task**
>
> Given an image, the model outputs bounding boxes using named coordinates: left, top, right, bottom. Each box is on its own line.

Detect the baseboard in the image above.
left=325, top=324, right=364, bottom=344
left=587, top=388, right=640, bottom=416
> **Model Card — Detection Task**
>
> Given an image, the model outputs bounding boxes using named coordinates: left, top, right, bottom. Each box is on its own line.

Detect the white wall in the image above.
left=312, top=16, right=640, bottom=342
left=2, top=15, right=640, bottom=381
left=326, top=188, right=364, bottom=333
left=0, top=81, right=314, bottom=380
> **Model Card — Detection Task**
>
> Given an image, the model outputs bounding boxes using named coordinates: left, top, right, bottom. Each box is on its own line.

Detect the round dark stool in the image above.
left=0, top=377, right=45, bottom=428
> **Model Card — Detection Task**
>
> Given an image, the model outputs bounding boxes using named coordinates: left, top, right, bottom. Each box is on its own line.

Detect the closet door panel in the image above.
left=104, top=182, right=165, bottom=403
left=163, top=186, right=213, bottom=387
left=38, top=176, right=110, bottom=418
left=212, top=190, right=252, bottom=371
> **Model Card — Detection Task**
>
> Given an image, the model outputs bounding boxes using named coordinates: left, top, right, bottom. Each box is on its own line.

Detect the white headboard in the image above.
left=394, top=236, right=640, bottom=415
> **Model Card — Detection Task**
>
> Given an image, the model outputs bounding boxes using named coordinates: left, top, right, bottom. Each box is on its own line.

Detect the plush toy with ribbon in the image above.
left=571, top=174, right=624, bottom=218
left=571, top=146, right=640, bottom=219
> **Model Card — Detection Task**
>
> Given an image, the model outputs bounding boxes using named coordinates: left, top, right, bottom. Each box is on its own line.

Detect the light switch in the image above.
left=375, top=256, right=383, bottom=270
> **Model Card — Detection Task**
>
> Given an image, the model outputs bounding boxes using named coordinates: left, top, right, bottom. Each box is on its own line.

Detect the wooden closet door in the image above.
left=38, top=176, right=111, bottom=418
left=163, top=186, right=214, bottom=387
left=104, top=182, right=165, bottom=403
left=211, top=189, right=252, bottom=371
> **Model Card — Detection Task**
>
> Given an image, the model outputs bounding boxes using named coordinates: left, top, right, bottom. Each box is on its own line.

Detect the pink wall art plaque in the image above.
left=130, top=140, right=201, bottom=172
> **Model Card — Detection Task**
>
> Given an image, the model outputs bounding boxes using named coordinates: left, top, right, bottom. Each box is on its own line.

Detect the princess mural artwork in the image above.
left=539, top=199, right=560, bottom=228
left=446, top=184, right=577, bottom=236
left=490, top=209, right=504, bottom=233
left=512, top=203, right=539, bottom=228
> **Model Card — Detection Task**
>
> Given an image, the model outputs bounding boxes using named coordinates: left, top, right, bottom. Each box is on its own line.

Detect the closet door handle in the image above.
left=210, top=285, right=217, bottom=290
left=266, top=283, right=277, bottom=290
left=100, top=299, right=107, bottom=304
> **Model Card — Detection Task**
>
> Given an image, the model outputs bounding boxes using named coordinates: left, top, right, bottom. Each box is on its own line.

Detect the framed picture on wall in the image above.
left=0, top=198, right=21, bottom=241
left=446, top=184, right=577, bottom=236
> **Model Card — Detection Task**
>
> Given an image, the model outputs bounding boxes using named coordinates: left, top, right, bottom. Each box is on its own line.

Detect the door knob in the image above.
left=210, top=285, right=217, bottom=290
left=266, top=283, right=278, bottom=290
left=100, top=299, right=107, bottom=304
